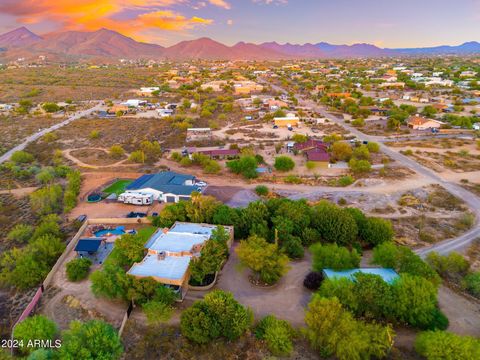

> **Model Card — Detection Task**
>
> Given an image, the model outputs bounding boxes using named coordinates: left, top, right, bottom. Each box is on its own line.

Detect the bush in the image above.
left=89, top=130, right=100, bottom=139
left=282, top=236, right=304, bottom=259
left=310, top=201, right=358, bottom=245
left=274, top=156, right=295, bottom=172
left=13, top=315, right=58, bottom=354
left=7, top=224, right=34, bottom=243
left=227, top=156, right=258, bottom=179
left=348, top=158, right=371, bottom=174
left=42, top=102, right=60, bottom=113
left=254, top=185, right=269, bottom=196
left=303, top=271, right=324, bottom=290
left=30, top=185, right=63, bottom=215
left=415, top=331, right=480, bottom=359
left=367, top=142, right=380, bottom=153
left=143, top=300, right=174, bottom=324
left=463, top=272, right=480, bottom=297
left=337, top=175, right=354, bottom=187
left=109, top=145, right=125, bottom=159
left=129, top=150, right=144, bottom=163
left=426, top=252, right=470, bottom=281
left=310, top=243, right=360, bottom=271
left=255, top=315, right=294, bottom=356
left=11, top=150, right=34, bottom=164
left=66, top=258, right=92, bottom=282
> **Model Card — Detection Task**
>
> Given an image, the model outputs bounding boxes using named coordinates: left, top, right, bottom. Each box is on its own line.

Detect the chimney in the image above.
left=157, top=251, right=166, bottom=260
left=162, top=228, right=169, bottom=234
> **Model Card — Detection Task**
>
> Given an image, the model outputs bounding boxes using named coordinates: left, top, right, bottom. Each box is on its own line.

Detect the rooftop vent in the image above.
left=158, top=251, right=166, bottom=260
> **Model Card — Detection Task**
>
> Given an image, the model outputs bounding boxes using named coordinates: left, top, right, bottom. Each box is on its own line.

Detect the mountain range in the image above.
left=1, top=27, right=479, bottom=61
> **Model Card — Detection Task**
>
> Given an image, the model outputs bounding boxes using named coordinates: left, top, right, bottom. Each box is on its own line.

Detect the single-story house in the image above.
left=128, top=222, right=234, bottom=299
left=323, top=268, right=399, bottom=284
left=293, top=139, right=328, bottom=153
left=123, top=99, right=147, bottom=107
left=407, top=116, right=443, bottom=130
left=197, top=148, right=240, bottom=160
left=118, top=171, right=202, bottom=204
left=305, top=149, right=330, bottom=167
left=274, top=113, right=300, bottom=127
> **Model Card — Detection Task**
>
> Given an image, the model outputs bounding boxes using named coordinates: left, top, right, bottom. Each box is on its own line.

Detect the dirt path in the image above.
left=438, top=286, right=480, bottom=337
left=63, top=147, right=135, bottom=169
left=0, top=186, right=38, bottom=197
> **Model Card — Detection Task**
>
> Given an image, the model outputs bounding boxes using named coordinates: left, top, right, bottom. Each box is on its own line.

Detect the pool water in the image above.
left=95, top=229, right=125, bottom=237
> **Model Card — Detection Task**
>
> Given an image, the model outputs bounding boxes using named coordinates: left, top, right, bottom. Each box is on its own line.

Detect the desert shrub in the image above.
left=7, top=224, right=34, bottom=243
left=337, top=175, right=354, bottom=187
left=109, top=145, right=125, bottom=159
left=11, top=151, right=34, bottom=164
left=415, top=331, right=480, bottom=359
left=255, top=315, right=294, bottom=356
left=254, top=185, right=269, bottom=196
left=66, top=258, right=92, bottom=282
left=463, top=272, right=480, bottom=297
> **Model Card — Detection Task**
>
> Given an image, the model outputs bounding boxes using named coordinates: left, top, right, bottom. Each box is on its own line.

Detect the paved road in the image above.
left=0, top=102, right=103, bottom=164
left=265, top=80, right=480, bottom=256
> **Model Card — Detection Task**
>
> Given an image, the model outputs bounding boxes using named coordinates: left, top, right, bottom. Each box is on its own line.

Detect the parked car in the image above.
left=273, top=125, right=279, bottom=129
left=196, top=181, right=207, bottom=187
left=126, top=212, right=147, bottom=218
left=75, top=215, right=87, bottom=223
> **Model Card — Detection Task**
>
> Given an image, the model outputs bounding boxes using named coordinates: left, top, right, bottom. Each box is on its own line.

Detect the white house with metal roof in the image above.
left=128, top=222, right=233, bottom=299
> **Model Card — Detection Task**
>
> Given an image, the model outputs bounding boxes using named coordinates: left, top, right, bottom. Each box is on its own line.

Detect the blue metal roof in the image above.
left=126, top=171, right=197, bottom=195
left=75, top=239, right=102, bottom=252
left=323, top=268, right=399, bottom=284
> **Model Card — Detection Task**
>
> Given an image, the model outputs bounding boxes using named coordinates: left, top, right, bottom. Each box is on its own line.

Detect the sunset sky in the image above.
left=0, top=0, right=479, bottom=47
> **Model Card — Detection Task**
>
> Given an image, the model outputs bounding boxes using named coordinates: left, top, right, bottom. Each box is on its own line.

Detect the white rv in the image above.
left=118, top=192, right=153, bottom=205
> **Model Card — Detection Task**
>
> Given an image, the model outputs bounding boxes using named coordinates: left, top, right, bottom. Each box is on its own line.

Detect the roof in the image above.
left=128, top=254, right=191, bottom=282
left=126, top=171, right=197, bottom=195
left=323, top=268, right=399, bottom=284
left=146, top=231, right=209, bottom=253
left=407, top=116, right=443, bottom=126
left=198, top=149, right=239, bottom=157
left=294, top=139, right=328, bottom=152
left=75, top=239, right=102, bottom=252
left=306, top=150, right=330, bottom=162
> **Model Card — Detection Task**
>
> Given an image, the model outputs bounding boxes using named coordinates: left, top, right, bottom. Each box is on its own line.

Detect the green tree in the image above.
left=108, top=233, right=147, bottom=267
left=348, top=158, right=371, bottom=174
left=59, top=320, right=123, bottom=360
left=180, top=290, right=253, bottom=344
left=463, top=272, right=480, bottom=297
left=331, top=142, right=353, bottom=161
left=360, top=217, right=394, bottom=246
left=310, top=200, right=358, bottom=245
left=304, top=296, right=394, bottom=360
left=236, top=235, right=290, bottom=284
left=426, top=252, right=470, bottom=281
left=13, top=315, right=58, bottom=354
left=310, top=243, right=360, bottom=271
left=227, top=155, right=258, bottom=179
left=415, top=331, right=480, bottom=359
left=29, top=185, right=63, bottom=215
left=66, top=258, right=92, bottom=282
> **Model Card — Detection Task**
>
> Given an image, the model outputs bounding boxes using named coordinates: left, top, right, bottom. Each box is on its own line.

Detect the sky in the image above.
left=0, top=0, right=479, bottom=47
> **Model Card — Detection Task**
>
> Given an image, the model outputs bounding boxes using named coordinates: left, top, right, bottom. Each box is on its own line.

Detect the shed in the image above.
left=75, top=239, right=103, bottom=254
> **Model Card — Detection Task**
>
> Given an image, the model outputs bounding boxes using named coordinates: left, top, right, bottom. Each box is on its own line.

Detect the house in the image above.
left=473, top=123, right=480, bottom=131
left=118, top=171, right=202, bottom=204
left=274, top=113, right=300, bottom=127
left=128, top=222, right=234, bottom=299
left=157, top=108, right=174, bottom=118
left=196, top=148, right=240, bottom=160
left=293, top=140, right=330, bottom=167
left=359, top=106, right=388, bottom=116
left=323, top=268, right=399, bottom=284
left=407, top=116, right=443, bottom=130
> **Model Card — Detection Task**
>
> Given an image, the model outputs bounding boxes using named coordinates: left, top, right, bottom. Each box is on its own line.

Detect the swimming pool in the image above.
left=94, top=228, right=125, bottom=237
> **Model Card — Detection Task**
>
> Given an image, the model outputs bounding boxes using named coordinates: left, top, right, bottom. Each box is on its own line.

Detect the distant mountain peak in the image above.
left=0, top=26, right=42, bottom=47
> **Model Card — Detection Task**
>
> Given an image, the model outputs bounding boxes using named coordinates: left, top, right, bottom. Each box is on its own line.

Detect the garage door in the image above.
left=166, top=196, right=176, bottom=203
left=178, top=196, right=190, bottom=202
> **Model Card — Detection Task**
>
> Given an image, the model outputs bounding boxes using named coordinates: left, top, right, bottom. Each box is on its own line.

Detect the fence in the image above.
left=11, top=218, right=149, bottom=330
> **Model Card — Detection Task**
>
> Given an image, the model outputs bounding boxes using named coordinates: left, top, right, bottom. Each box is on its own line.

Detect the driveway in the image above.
left=215, top=244, right=312, bottom=326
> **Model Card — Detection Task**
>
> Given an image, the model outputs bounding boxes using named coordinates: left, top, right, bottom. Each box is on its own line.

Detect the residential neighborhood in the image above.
left=0, top=2, right=480, bottom=359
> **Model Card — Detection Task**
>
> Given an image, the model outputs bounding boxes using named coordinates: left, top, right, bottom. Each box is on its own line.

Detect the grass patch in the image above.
left=137, top=226, right=158, bottom=240
left=102, top=179, right=133, bottom=195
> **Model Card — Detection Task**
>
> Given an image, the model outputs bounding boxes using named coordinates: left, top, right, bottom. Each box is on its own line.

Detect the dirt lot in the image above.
left=0, top=114, right=66, bottom=154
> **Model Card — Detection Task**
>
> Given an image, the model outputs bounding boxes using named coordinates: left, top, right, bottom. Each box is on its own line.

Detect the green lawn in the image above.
left=137, top=226, right=158, bottom=240
left=102, top=179, right=133, bottom=195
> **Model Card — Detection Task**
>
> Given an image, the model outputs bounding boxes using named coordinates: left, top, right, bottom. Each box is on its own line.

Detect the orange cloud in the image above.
left=0, top=0, right=214, bottom=39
